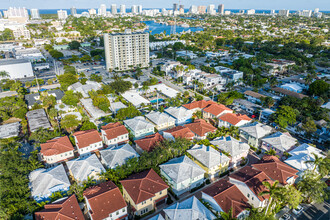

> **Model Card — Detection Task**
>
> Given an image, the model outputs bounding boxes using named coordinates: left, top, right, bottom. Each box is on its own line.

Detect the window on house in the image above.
left=247, top=194, right=250, bottom=198
left=116, top=211, right=119, bottom=215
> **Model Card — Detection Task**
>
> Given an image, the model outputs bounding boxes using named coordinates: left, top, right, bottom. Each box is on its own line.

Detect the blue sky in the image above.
left=1, top=0, right=329, bottom=10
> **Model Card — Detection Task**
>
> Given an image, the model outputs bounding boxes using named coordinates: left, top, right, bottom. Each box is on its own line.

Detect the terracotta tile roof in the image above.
left=184, top=119, right=217, bottom=137
left=73, top=129, right=102, bottom=149
left=183, top=100, right=217, bottom=110
left=120, top=169, right=169, bottom=204
left=35, top=194, right=84, bottom=220
left=40, top=136, right=74, bottom=156
left=244, top=90, right=267, bottom=99
left=164, top=126, right=195, bottom=140
left=252, top=156, right=298, bottom=185
left=83, top=181, right=127, bottom=220
left=102, top=122, right=129, bottom=140
left=203, top=104, right=232, bottom=117
left=219, top=113, right=252, bottom=126
left=230, top=166, right=272, bottom=201
left=101, top=122, right=122, bottom=130
left=134, top=133, right=164, bottom=152
left=203, top=179, right=250, bottom=218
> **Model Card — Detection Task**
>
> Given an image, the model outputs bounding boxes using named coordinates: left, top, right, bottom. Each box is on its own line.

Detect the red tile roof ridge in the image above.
left=40, top=136, right=74, bottom=156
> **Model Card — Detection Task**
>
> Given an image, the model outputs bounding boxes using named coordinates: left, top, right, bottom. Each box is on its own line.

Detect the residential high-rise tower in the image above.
left=104, top=30, right=149, bottom=71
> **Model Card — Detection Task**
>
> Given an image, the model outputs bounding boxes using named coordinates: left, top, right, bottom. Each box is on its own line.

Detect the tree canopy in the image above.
left=273, top=105, right=297, bottom=128
left=68, top=41, right=81, bottom=50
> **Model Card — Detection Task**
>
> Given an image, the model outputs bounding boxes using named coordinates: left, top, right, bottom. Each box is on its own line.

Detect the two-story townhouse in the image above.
left=162, top=126, right=195, bottom=141
left=187, top=144, right=230, bottom=179
left=210, top=136, right=250, bottom=168
left=134, top=132, right=164, bottom=154
left=218, top=113, right=252, bottom=128
left=145, top=111, right=176, bottom=131
left=244, top=90, right=267, bottom=104
left=160, top=61, right=181, bottom=75
left=202, top=179, right=251, bottom=219
left=184, top=119, right=217, bottom=140
left=202, top=103, right=233, bottom=120
left=183, top=100, right=217, bottom=113
left=120, top=169, right=169, bottom=216
left=229, top=166, right=272, bottom=208
left=73, top=129, right=103, bottom=156
left=29, top=164, right=71, bottom=202
left=252, top=156, right=298, bottom=185
left=164, top=107, right=193, bottom=126
left=159, top=156, right=205, bottom=196
left=84, top=181, right=128, bottom=220
left=66, top=154, right=105, bottom=184
left=239, top=122, right=273, bottom=148
left=35, top=195, right=84, bottom=220
left=124, top=116, right=155, bottom=139
left=39, top=136, right=75, bottom=166
left=284, top=144, right=325, bottom=178
left=202, top=74, right=227, bottom=91
left=164, top=196, right=216, bottom=220
left=100, top=143, right=139, bottom=169
left=101, top=122, right=129, bottom=146
left=261, top=132, right=298, bottom=157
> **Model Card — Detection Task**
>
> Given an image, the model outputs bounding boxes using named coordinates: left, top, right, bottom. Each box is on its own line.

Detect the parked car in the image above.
left=280, top=213, right=291, bottom=220
left=292, top=205, right=303, bottom=215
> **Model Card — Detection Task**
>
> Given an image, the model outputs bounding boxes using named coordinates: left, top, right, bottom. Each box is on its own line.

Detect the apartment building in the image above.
left=104, top=30, right=149, bottom=71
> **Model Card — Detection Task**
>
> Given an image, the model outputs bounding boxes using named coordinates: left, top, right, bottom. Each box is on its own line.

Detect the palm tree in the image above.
left=265, top=149, right=277, bottom=156
left=0, top=71, right=9, bottom=79
left=259, top=180, right=282, bottom=216
left=305, top=152, right=329, bottom=177
left=219, top=208, right=236, bottom=220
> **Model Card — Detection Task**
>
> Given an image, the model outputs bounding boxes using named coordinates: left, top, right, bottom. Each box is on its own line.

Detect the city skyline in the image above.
left=1, top=0, right=329, bottom=11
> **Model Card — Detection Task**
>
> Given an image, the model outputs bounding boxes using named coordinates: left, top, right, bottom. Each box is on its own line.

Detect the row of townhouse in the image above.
left=35, top=168, right=219, bottom=220
left=33, top=142, right=321, bottom=220
left=39, top=123, right=130, bottom=167
left=123, top=106, right=194, bottom=139
left=239, top=122, right=299, bottom=157
left=202, top=155, right=300, bottom=219
left=183, top=100, right=253, bottom=128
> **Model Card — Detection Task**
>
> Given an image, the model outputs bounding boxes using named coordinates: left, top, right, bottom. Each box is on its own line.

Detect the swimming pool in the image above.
left=150, top=99, right=164, bottom=104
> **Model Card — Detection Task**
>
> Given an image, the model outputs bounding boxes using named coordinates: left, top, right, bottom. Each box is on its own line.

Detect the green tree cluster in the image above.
left=91, top=94, right=110, bottom=112
left=68, top=41, right=81, bottom=50
left=109, top=79, right=132, bottom=94
left=0, top=96, right=27, bottom=122
left=115, top=106, right=141, bottom=120
left=60, top=114, right=80, bottom=133
left=0, top=142, right=42, bottom=219
left=62, top=90, right=82, bottom=106
left=80, top=120, right=97, bottom=131
left=273, top=105, right=297, bottom=128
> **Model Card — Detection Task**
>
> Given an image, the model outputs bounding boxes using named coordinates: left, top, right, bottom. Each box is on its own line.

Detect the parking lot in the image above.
left=73, top=62, right=110, bottom=79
